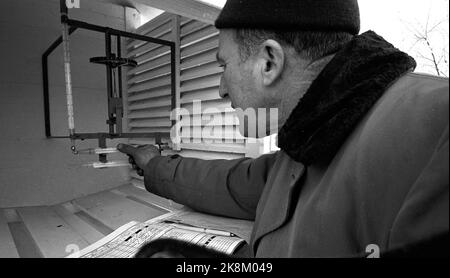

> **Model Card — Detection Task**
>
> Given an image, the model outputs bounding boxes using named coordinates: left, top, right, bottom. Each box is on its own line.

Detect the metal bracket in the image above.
left=42, top=0, right=178, bottom=164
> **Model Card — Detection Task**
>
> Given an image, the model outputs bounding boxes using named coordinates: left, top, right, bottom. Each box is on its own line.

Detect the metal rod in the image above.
left=76, top=148, right=117, bottom=155
left=85, top=161, right=131, bottom=169
left=170, top=44, right=177, bottom=127
left=70, top=132, right=169, bottom=139
left=60, top=0, right=68, bottom=15
left=48, top=132, right=170, bottom=140
left=60, top=5, right=76, bottom=152
left=98, top=136, right=107, bottom=163
left=42, top=55, right=50, bottom=138
left=105, top=33, right=115, bottom=134
left=48, top=136, right=72, bottom=139
left=116, top=35, right=123, bottom=134
left=62, top=18, right=174, bottom=47
left=117, top=35, right=123, bottom=99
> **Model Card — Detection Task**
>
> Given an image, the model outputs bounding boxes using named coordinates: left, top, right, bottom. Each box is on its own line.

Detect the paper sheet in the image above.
left=67, top=209, right=250, bottom=258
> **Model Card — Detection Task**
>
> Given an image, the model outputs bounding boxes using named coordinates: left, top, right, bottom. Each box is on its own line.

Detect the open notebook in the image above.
left=66, top=207, right=254, bottom=258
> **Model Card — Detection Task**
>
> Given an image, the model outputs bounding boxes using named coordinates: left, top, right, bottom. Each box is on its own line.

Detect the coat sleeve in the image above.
left=142, top=152, right=278, bottom=220
left=388, top=125, right=449, bottom=252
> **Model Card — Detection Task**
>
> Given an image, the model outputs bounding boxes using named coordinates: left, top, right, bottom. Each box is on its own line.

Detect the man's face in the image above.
left=216, top=30, right=261, bottom=111
left=216, top=29, right=284, bottom=138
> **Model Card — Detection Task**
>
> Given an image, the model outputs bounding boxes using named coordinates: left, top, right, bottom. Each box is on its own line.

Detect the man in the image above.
left=119, top=0, right=449, bottom=257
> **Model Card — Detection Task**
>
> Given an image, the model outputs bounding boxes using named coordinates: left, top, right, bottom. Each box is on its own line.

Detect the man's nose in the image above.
left=219, top=77, right=228, bottom=99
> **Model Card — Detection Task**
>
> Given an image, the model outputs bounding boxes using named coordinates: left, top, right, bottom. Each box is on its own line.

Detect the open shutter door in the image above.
left=126, top=13, right=246, bottom=188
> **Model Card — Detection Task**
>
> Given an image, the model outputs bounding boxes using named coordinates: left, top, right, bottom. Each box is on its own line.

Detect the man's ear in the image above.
left=257, top=39, right=285, bottom=86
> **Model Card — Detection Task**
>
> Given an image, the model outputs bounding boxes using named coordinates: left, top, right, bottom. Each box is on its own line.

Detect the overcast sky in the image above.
left=200, top=0, right=449, bottom=76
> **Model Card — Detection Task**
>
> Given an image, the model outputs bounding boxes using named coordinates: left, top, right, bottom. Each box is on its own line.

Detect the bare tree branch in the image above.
left=402, top=1, right=449, bottom=76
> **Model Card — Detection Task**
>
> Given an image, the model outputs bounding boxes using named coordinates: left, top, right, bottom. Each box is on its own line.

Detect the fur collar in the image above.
left=278, top=31, right=417, bottom=165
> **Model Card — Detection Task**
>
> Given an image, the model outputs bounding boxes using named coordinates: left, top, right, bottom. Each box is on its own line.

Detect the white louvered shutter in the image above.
left=125, top=13, right=251, bottom=188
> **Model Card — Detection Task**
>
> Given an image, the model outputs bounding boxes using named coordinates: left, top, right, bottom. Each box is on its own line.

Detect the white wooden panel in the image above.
left=52, top=204, right=105, bottom=244
left=181, top=34, right=218, bottom=56
left=178, top=150, right=244, bottom=160
left=180, top=20, right=209, bottom=37
left=128, top=17, right=173, bottom=51
left=129, top=64, right=171, bottom=84
left=181, top=87, right=221, bottom=103
left=7, top=222, right=43, bottom=258
left=113, top=184, right=183, bottom=212
left=135, top=13, right=174, bottom=36
left=180, top=113, right=239, bottom=126
left=181, top=26, right=218, bottom=46
left=128, top=53, right=171, bottom=76
left=181, top=62, right=222, bottom=82
left=128, top=75, right=171, bottom=93
left=128, top=107, right=171, bottom=119
left=128, top=127, right=172, bottom=133
left=17, top=207, right=89, bottom=258
left=181, top=48, right=217, bottom=70
left=181, top=72, right=221, bottom=92
left=129, top=36, right=172, bottom=58
left=182, top=99, right=233, bottom=114
left=125, top=0, right=220, bottom=25
left=135, top=47, right=171, bottom=64
left=128, top=96, right=172, bottom=110
left=128, top=87, right=171, bottom=102
left=72, top=191, right=167, bottom=230
left=180, top=142, right=246, bottom=154
left=182, top=126, right=245, bottom=140
left=129, top=118, right=172, bottom=128
left=0, top=210, right=19, bottom=258
left=128, top=86, right=171, bottom=102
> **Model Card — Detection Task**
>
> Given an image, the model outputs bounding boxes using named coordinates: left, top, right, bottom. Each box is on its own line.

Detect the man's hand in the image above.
left=117, top=144, right=160, bottom=174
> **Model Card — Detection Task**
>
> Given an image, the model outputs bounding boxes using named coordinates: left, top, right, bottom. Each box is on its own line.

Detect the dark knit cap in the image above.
left=215, top=0, right=360, bottom=35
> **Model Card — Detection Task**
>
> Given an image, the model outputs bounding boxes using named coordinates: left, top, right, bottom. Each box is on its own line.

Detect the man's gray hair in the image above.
left=234, top=29, right=354, bottom=61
